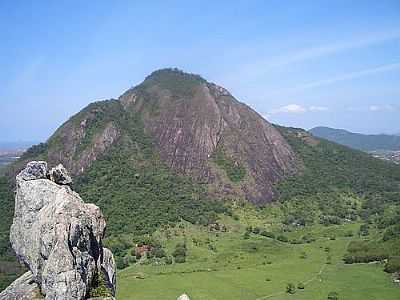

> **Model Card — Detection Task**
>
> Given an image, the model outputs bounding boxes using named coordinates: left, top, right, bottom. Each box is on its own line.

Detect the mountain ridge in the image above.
left=309, top=126, right=400, bottom=151
left=8, top=68, right=300, bottom=204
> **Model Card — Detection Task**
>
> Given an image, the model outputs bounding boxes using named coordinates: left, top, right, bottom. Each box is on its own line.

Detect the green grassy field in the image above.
left=115, top=210, right=399, bottom=300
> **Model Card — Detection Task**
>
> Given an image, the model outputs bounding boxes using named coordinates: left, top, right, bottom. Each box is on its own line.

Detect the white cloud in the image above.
left=369, top=104, right=396, bottom=112
left=309, top=106, right=329, bottom=112
left=231, top=30, right=400, bottom=79
left=265, top=31, right=400, bottom=69
left=369, top=105, right=380, bottom=111
left=267, top=63, right=400, bottom=96
left=298, top=63, right=400, bottom=91
left=269, top=104, right=307, bottom=114
left=268, top=104, right=329, bottom=114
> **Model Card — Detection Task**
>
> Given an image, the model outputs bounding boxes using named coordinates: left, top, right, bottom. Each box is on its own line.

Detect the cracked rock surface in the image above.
left=0, top=161, right=116, bottom=300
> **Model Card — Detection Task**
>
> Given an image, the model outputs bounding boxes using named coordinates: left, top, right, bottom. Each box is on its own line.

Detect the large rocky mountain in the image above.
left=9, top=69, right=299, bottom=204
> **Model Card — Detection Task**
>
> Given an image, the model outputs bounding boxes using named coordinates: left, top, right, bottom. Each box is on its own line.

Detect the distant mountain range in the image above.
left=309, top=126, right=400, bottom=151
left=0, top=141, right=37, bottom=151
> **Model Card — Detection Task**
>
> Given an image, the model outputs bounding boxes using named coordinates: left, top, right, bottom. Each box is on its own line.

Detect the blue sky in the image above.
left=1, top=0, right=399, bottom=142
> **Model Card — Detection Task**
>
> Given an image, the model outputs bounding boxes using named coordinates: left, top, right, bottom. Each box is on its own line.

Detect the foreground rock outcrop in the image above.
left=0, top=161, right=116, bottom=300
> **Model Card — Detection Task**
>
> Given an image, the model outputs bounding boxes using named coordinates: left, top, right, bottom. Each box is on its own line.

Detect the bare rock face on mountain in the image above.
left=120, top=69, right=299, bottom=203
left=1, top=161, right=116, bottom=300
left=8, top=69, right=300, bottom=204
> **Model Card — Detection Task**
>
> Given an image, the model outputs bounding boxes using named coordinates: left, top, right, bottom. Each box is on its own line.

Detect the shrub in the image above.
left=383, top=224, right=400, bottom=241
left=260, top=231, right=275, bottom=239
left=301, top=234, right=315, bottom=243
left=116, top=256, right=129, bottom=269
left=172, top=243, right=187, bottom=263
left=300, top=252, right=308, bottom=259
left=89, top=272, right=112, bottom=297
left=344, top=230, right=354, bottom=237
left=327, top=291, right=339, bottom=300
left=297, top=282, right=305, bottom=289
left=165, top=256, right=173, bottom=265
left=326, top=255, right=332, bottom=264
left=277, top=235, right=289, bottom=243
left=151, top=246, right=166, bottom=258
left=384, top=256, right=400, bottom=273
left=359, top=224, right=369, bottom=236
left=174, top=255, right=186, bottom=263
left=128, top=255, right=137, bottom=264
left=286, top=283, right=296, bottom=294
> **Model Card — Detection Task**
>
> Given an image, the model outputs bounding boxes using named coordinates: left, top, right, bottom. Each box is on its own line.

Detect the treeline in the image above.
left=343, top=239, right=400, bottom=275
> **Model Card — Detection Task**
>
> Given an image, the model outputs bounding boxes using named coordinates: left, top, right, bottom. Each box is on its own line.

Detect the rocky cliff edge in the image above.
left=0, top=161, right=116, bottom=300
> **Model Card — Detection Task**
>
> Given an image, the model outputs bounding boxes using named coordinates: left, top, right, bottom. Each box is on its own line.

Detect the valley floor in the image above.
left=116, top=218, right=399, bottom=300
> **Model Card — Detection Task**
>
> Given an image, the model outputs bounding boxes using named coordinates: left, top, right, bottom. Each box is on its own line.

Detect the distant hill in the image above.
left=309, top=126, right=400, bottom=151
left=0, top=141, right=37, bottom=151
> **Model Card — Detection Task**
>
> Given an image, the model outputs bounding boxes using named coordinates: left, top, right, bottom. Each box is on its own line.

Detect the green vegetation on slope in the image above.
left=212, top=145, right=246, bottom=182
left=137, top=68, right=207, bottom=98
left=276, top=126, right=400, bottom=199
left=72, top=103, right=228, bottom=257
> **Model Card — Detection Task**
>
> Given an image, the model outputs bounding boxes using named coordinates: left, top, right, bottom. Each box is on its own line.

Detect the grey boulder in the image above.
left=48, top=164, right=73, bottom=185
left=3, top=161, right=116, bottom=300
left=17, top=161, right=48, bottom=181
left=0, top=272, right=43, bottom=300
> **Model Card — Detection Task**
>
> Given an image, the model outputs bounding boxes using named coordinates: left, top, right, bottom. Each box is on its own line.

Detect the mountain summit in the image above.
left=10, top=68, right=299, bottom=204
left=119, top=69, right=299, bottom=203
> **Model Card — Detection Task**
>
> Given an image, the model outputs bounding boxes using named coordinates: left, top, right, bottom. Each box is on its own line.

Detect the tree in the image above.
left=172, top=243, right=187, bottom=263
left=277, top=235, right=289, bottom=242
left=116, top=256, right=129, bottom=269
left=359, top=224, right=369, bottom=236
left=297, top=282, right=305, bottom=289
